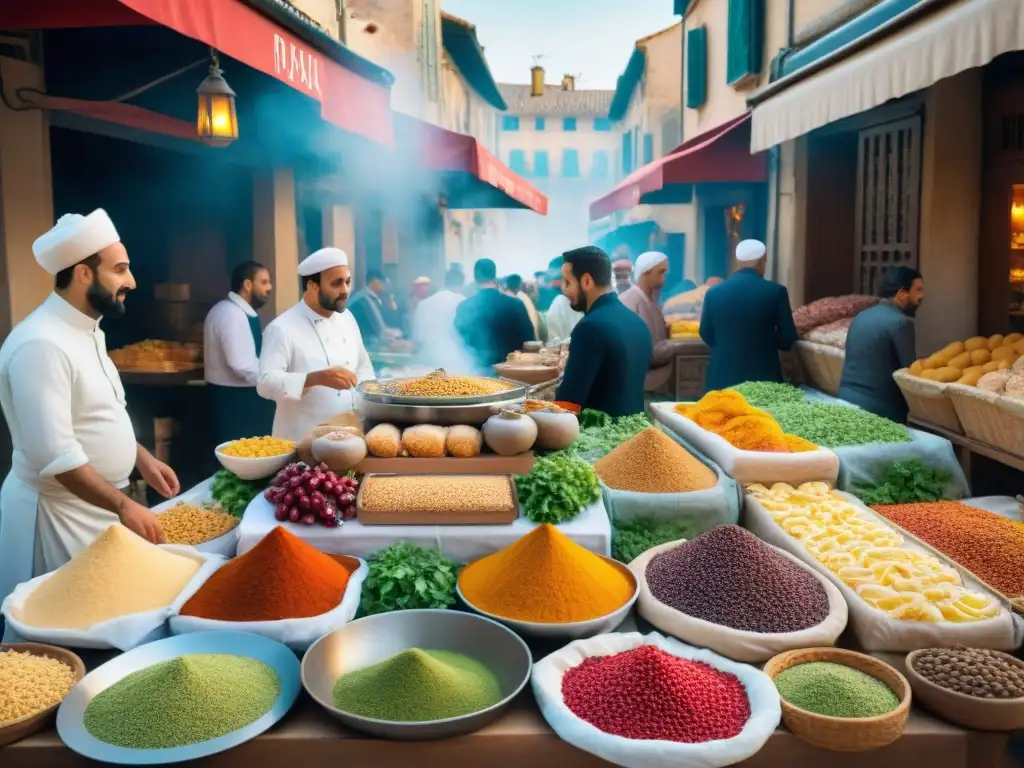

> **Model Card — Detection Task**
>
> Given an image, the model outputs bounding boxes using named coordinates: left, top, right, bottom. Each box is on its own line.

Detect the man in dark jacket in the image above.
left=555, top=246, right=652, bottom=417
left=454, top=258, right=535, bottom=372
left=839, top=267, right=924, bottom=422
left=699, top=239, right=798, bottom=392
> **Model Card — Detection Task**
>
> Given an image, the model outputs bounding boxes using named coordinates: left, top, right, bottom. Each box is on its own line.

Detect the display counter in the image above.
left=909, top=415, right=1024, bottom=474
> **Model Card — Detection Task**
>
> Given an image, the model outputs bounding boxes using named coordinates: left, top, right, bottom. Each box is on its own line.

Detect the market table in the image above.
left=909, top=416, right=1024, bottom=474
left=236, top=495, right=613, bottom=561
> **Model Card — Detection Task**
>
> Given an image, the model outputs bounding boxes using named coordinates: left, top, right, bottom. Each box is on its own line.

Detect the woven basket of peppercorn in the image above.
left=763, top=647, right=910, bottom=752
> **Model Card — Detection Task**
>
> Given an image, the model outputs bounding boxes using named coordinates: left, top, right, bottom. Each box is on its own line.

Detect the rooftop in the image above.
left=497, top=83, right=615, bottom=116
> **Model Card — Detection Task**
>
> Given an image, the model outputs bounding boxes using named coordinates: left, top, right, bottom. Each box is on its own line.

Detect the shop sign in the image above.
left=273, top=34, right=322, bottom=98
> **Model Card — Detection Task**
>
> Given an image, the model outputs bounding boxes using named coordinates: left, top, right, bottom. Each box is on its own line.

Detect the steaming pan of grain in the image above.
left=358, top=396, right=528, bottom=426
left=357, top=376, right=527, bottom=406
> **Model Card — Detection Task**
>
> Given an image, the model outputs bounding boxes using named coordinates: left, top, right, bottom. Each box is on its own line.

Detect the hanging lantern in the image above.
left=196, top=53, right=237, bottom=147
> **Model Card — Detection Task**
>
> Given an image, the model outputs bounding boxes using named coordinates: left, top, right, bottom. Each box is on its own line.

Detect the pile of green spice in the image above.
left=774, top=661, right=900, bottom=718
left=84, top=654, right=280, bottom=749
left=332, top=648, right=501, bottom=722
left=612, top=517, right=697, bottom=563
left=731, top=381, right=806, bottom=410
left=766, top=401, right=910, bottom=447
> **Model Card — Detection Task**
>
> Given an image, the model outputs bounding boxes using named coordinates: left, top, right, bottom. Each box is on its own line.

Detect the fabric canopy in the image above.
left=0, top=0, right=394, bottom=145
left=401, top=118, right=548, bottom=215
left=750, top=0, right=1024, bottom=152
left=589, top=113, right=764, bottom=221
left=30, top=95, right=199, bottom=141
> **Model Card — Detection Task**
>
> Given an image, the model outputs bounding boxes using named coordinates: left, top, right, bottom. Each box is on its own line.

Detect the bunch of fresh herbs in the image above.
left=360, top=542, right=459, bottom=615
left=766, top=401, right=911, bottom=446
left=210, top=469, right=265, bottom=517
left=852, top=459, right=953, bottom=505
left=516, top=454, right=600, bottom=524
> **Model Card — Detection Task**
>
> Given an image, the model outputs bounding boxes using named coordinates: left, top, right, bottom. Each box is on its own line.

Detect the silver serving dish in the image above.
left=357, top=376, right=528, bottom=406
left=301, top=609, right=531, bottom=740
left=356, top=393, right=526, bottom=426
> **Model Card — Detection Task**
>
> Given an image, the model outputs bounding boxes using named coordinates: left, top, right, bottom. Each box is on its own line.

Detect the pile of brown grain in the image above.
left=594, top=428, right=717, bottom=493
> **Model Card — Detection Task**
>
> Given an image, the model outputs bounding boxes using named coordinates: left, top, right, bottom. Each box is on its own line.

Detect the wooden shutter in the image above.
left=853, top=116, right=922, bottom=294
left=686, top=26, right=708, bottom=108
left=726, top=0, right=765, bottom=86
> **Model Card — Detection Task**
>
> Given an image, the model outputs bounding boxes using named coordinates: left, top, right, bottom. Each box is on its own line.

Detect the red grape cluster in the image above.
left=263, top=462, right=359, bottom=527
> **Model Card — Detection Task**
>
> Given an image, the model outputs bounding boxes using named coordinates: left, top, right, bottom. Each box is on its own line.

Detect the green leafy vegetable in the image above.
left=766, top=401, right=910, bottom=447
left=360, top=542, right=459, bottom=616
left=516, top=455, right=600, bottom=524
left=731, top=381, right=805, bottom=409
left=559, top=410, right=651, bottom=461
left=612, top=517, right=697, bottom=563
left=578, top=409, right=611, bottom=429
left=210, top=469, right=265, bottom=517
left=852, top=459, right=952, bottom=505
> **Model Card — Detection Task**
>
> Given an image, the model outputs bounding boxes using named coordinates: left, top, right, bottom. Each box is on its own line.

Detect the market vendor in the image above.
left=839, top=266, right=923, bottom=422
left=257, top=247, right=375, bottom=440
left=620, top=251, right=678, bottom=392
left=613, top=258, right=633, bottom=294
left=555, top=246, right=651, bottom=417
left=700, top=239, right=798, bottom=392
left=203, top=261, right=276, bottom=445
left=0, top=210, right=177, bottom=608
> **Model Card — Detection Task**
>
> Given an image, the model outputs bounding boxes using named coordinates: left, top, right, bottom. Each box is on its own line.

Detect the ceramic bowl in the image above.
left=457, top=555, right=638, bottom=640
left=904, top=649, right=1024, bottom=731
left=214, top=442, right=295, bottom=481
left=301, top=609, right=531, bottom=740
left=0, top=643, right=85, bottom=748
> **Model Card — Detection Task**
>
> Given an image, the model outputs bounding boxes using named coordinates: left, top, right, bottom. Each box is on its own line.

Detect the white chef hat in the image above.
left=735, top=239, right=766, bottom=263
left=633, top=251, right=668, bottom=282
left=32, top=209, right=120, bottom=276
left=298, top=247, right=348, bottom=277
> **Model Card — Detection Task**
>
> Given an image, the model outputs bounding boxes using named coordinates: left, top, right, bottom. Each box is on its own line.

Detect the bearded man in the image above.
left=257, top=248, right=375, bottom=440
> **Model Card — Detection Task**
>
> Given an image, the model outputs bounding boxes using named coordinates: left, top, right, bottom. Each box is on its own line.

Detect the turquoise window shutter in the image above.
left=563, top=117, right=578, bottom=131
left=534, top=151, right=550, bottom=177
left=502, top=116, right=520, bottom=131
left=562, top=149, right=580, bottom=177
left=591, top=151, right=609, bottom=179
left=509, top=150, right=527, bottom=175
left=686, top=26, right=708, bottom=108
left=594, top=117, right=613, bottom=131
left=535, top=117, right=546, bottom=130
left=726, top=0, right=765, bottom=85
left=642, top=133, right=654, bottom=164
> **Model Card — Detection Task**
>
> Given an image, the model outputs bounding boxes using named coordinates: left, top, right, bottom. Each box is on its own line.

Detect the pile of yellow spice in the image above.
left=676, top=390, right=817, bottom=453
left=219, top=436, right=294, bottom=458
left=0, top=649, right=76, bottom=725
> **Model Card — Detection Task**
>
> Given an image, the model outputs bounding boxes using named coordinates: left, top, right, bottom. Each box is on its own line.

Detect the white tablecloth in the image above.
left=236, top=495, right=612, bottom=563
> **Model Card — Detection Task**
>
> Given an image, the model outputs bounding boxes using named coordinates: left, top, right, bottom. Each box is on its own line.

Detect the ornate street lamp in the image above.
left=196, top=51, right=237, bottom=147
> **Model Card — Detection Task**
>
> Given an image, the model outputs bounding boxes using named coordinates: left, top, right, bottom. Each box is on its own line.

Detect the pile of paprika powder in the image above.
left=180, top=526, right=354, bottom=621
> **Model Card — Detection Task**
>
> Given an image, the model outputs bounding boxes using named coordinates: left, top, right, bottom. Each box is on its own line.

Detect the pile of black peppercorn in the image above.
left=912, top=647, right=1024, bottom=699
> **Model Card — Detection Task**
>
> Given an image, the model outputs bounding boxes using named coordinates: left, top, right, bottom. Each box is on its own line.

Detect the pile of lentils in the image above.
left=561, top=645, right=750, bottom=743
left=645, top=525, right=830, bottom=633
left=774, top=662, right=900, bottom=718
left=912, top=647, right=1024, bottom=699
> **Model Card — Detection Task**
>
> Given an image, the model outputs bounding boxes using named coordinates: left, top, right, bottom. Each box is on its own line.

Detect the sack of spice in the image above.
left=628, top=530, right=847, bottom=663
left=169, top=526, right=368, bottom=652
left=2, top=526, right=224, bottom=651
left=596, top=428, right=740, bottom=534
left=649, top=402, right=840, bottom=487
left=531, top=631, right=780, bottom=768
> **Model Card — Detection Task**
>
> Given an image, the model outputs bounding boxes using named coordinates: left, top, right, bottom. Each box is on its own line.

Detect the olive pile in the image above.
left=912, top=647, right=1024, bottom=699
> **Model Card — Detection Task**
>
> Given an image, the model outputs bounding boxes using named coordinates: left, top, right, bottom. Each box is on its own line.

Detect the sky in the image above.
left=441, top=0, right=679, bottom=91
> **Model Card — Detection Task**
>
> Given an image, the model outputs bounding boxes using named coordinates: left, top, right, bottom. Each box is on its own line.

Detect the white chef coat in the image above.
left=257, top=300, right=375, bottom=440
left=546, top=294, right=584, bottom=341
left=204, top=292, right=259, bottom=387
left=0, top=293, right=136, bottom=606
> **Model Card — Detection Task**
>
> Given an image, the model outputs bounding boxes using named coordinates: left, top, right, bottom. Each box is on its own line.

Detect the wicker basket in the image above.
left=763, top=647, right=910, bottom=752
left=947, top=384, right=1024, bottom=456
left=793, top=341, right=844, bottom=396
left=893, top=369, right=963, bottom=433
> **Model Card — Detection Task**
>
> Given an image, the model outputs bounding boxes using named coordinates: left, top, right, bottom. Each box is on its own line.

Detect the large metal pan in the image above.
left=356, top=376, right=528, bottom=407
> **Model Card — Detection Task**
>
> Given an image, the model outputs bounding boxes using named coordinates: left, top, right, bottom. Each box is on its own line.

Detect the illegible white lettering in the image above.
left=273, top=33, right=322, bottom=97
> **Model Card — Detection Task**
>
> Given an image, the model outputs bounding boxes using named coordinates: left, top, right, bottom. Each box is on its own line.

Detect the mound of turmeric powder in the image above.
left=675, top=390, right=816, bottom=453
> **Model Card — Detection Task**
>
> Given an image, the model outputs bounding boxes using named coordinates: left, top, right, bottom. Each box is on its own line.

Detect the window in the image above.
left=509, top=150, right=527, bottom=175
left=726, top=0, right=765, bottom=85
left=562, top=149, right=580, bottom=178
left=534, top=150, right=550, bottom=177
left=594, top=117, right=613, bottom=132
left=535, top=117, right=546, bottom=131
left=591, top=150, right=609, bottom=180
left=686, top=26, right=708, bottom=108
left=621, top=132, right=633, bottom=175
left=661, top=114, right=681, bottom=154
left=643, top=133, right=654, bottom=165
left=563, top=117, right=577, bottom=131
left=502, top=116, right=520, bottom=131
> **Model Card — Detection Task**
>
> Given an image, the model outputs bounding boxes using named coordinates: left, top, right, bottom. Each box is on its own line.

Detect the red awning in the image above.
left=31, top=95, right=200, bottom=141
left=589, top=112, right=765, bottom=221
left=403, top=118, right=548, bottom=215
left=0, top=0, right=394, bottom=145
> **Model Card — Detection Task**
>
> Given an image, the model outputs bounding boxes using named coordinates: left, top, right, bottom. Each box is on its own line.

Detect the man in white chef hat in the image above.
left=698, top=238, right=798, bottom=392
left=257, top=247, right=375, bottom=440
left=0, top=210, right=178, bottom=614
left=619, top=251, right=678, bottom=393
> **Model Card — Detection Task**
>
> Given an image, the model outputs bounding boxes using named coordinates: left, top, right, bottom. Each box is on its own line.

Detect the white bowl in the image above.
left=457, top=555, right=639, bottom=640
left=214, top=441, right=295, bottom=481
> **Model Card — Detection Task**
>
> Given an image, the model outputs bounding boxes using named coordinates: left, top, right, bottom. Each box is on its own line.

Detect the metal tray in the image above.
left=356, top=473, right=519, bottom=525
left=357, top=395, right=526, bottom=426
left=357, top=375, right=528, bottom=406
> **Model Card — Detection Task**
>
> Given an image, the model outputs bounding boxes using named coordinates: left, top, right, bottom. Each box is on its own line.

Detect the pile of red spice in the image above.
left=180, top=526, right=353, bottom=621
left=561, top=645, right=750, bottom=743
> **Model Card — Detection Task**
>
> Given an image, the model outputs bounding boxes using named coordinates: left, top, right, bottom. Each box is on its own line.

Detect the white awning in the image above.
left=750, top=0, right=1024, bottom=152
